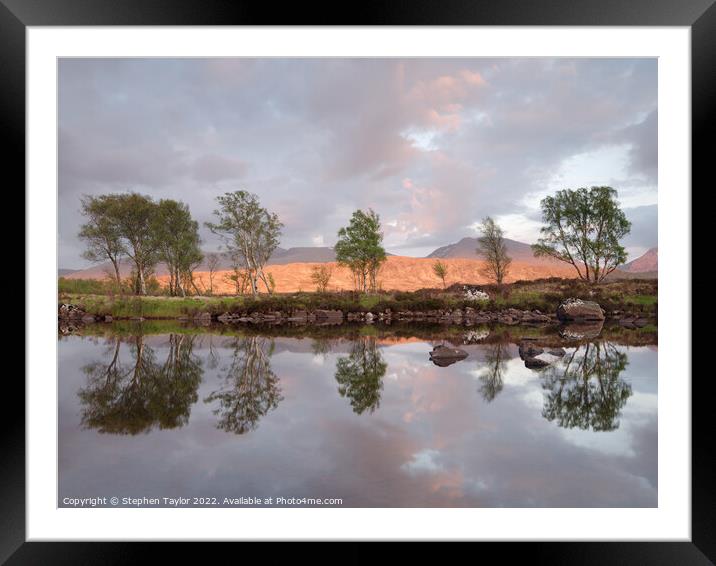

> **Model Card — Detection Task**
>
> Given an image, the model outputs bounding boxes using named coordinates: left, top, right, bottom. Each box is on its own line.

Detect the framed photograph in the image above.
left=9, top=0, right=708, bottom=560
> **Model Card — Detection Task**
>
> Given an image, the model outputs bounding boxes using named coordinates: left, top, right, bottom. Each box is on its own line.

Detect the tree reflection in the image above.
left=478, top=343, right=509, bottom=402
left=78, top=334, right=203, bottom=435
left=541, top=341, right=632, bottom=431
left=204, top=336, right=282, bottom=434
left=335, top=337, right=387, bottom=415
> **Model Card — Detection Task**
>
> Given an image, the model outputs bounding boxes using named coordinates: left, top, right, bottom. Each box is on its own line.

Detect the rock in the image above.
left=559, top=320, right=605, bottom=340
left=519, top=341, right=544, bottom=360
left=365, top=312, right=375, bottom=322
left=104, top=315, right=113, bottom=322
left=429, top=345, right=469, bottom=367
left=556, top=298, right=605, bottom=322
left=314, top=309, right=343, bottom=322
left=81, top=314, right=97, bottom=323
left=524, top=357, right=551, bottom=369
left=547, top=348, right=566, bottom=357
left=58, top=303, right=86, bottom=319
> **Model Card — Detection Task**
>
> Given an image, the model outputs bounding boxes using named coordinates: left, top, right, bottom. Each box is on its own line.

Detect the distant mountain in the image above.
left=427, top=237, right=541, bottom=261
left=268, top=247, right=336, bottom=265
left=58, top=268, right=80, bottom=277
left=621, top=247, right=658, bottom=273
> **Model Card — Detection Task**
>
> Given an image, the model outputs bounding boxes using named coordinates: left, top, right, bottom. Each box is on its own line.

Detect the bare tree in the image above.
left=476, top=217, right=512, bottom=287
left=310, top=264, right=333, bottom=293
left=206, top=253, right=221, bottom=295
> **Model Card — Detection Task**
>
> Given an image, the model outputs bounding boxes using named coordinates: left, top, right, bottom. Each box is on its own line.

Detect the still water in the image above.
left=58, top=324, right=657, bottom=507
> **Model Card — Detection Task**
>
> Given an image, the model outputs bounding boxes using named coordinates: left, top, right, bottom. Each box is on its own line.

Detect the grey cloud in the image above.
left=58, top=58, right=657, bottom=268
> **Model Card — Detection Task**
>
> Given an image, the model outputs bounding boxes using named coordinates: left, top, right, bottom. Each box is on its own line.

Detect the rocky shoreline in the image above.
left=58, top=298, right=655, bottom=330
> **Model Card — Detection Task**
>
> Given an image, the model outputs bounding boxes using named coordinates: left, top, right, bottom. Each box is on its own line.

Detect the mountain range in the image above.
left=59, top=238, right=658, bottom=284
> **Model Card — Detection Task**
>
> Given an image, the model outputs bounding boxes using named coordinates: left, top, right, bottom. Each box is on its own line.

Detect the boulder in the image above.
left=518, top=341, right=544, bottom=360
left=429, top=345, right=469, bottom=367
left=556, top=298, right=605, bottom=322
left=559, top=320, right=605, bottom=340
left=58, top=303, right=86, bottom=320
left=524, top=357, right=551, bottom=369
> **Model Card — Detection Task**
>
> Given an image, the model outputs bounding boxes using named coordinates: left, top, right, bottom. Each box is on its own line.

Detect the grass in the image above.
left=60, top=277, right=658, bottom=319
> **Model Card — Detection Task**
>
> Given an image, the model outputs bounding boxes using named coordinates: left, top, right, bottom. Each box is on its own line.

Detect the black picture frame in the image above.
left=6, top=0, right=708, bottom=562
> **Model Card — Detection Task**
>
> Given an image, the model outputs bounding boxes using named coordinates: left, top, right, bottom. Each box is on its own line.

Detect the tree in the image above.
left=476, top=217, right=512, bottom=287
left=432, top=260, right=448, bottom=289
left=204, top=336, right=282, bottom=434
left=532, top=186, right=631, bottom=284
left=334, top=337, right=387, bottom=415
left=153, top=199, right=203, bottom=297
left=540, top=341, right=632, bottom=431
left=334, top=209, right=386, bottom=293
left=310, top=264, right=333, bottom=293
left=78, top=334, right=202, bottom=434
left=205, top=191, right=283, bottom=296
left=78, top=194, right=125, bottom=288
left=478, top=342, right=509, bottom=402
left=205, top=253, right=221, bottom=295
left=112, top=193, right=161, bottom=295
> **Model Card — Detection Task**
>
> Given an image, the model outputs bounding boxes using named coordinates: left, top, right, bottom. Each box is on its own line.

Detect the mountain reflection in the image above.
left=204, top=336, right=283, bottom=434
left=540, top=341, right=632, bottom=431
left=78, top=334, right=202, bottom=435
left=335, top=336, right=387, bottom=415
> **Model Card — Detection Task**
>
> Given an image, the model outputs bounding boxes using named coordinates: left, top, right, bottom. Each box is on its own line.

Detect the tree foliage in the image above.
left=205, top=191, right=282, bottom=296
left=153, top=199, right=203, bottom=296
left=432, top=260, right=448, bottom=288
left=532, top=186, right=631, bottom=283
left=476, top=216, right=512, bottom=286
left=78, top=194, right=126, bottom=287
left=334, top=337, right=387, bottom=415
left=334, top=209, right=386, bottom=292
left=310, top=264, right=333, bottom=293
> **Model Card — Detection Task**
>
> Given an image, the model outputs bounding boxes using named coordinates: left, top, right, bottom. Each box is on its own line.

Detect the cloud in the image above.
left=58, top=58, right=657, bottom=267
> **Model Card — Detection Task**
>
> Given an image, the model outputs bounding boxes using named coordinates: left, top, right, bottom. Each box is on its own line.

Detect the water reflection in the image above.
left=78, top=334, right=202, bottom=435
left=334, top=336, right=387, bottom=415
left=62, top=326, right=657, bottom=507
left=204, top=336, right=283, bottom=434
left=477, top=343, right=510, bottom=402
left=540, top=341, right=632, bottom=431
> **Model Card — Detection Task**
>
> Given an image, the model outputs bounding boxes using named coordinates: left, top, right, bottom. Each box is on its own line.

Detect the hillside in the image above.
left=177, top=256, right=579, bottom=294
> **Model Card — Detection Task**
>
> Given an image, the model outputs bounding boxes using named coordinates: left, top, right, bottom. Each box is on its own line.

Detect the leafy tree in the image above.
left=310, top=264, right=333, bottom=293
left=78, top=334, right=203, bottom=434
left=532, top=186, right=631, bottom=283
left=476, top=216, right=512, bottom=287
left=334, top=209, right=386, bottom=292
left=204, top=337, right=282, bottom=434
left=112, top=193, right=162, bottom=295
left=78, top=194, right=126, bottom=288
left=540, top=341, right=632, bottom=431
left=153, top=199, right=203, bottom=296
left=334, top=337, right=387, bottom=415
left=205, top=191, right=282, bottom=296
left=432, top=260, right=448, bottom=289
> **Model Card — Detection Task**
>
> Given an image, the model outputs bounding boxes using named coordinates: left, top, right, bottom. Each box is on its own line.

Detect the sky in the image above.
left=58, top=58, right=657, bottom=269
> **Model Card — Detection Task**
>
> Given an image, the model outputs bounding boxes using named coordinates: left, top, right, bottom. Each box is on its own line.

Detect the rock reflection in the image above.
left=540, top=341, right=632, bottom=431
left=204, top=336, right=283, bottom=435
left=78, top=334, right=202, bottom=435
left=335, top=336, right=387, bottom=415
